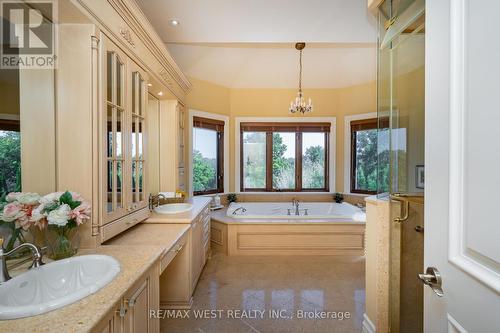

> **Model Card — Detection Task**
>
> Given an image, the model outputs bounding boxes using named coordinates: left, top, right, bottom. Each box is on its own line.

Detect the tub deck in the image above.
left=210, top=208, right=365, bottom=256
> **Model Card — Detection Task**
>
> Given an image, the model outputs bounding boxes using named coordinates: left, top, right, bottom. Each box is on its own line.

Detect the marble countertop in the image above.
left=0, top=244, right=163, bottom=332
left=145, top=196, right=212, bottom=224
left=104, top=223, right=190, bottom=249
left=0, top=223, right=190, bottom=332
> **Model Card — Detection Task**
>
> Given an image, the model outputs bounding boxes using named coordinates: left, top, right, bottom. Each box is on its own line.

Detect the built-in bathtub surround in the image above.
left=211, top=202, right=365, bottom=256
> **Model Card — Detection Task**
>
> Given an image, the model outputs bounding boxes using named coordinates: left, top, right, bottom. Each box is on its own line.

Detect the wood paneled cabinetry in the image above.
left=158, top=101, right=186, bottom=193
left=191, top=207, right=210, bottom=290
left=159, top=204, right=211, bottom=309
left=93, top=263, right=160, bottom=333
left=100, top=35, right=149, bottom=241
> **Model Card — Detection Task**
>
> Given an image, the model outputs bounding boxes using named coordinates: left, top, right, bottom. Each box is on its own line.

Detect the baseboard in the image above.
left=362, top=313, right=376, bottom=333
left=160, top=297, right=193, bottom=310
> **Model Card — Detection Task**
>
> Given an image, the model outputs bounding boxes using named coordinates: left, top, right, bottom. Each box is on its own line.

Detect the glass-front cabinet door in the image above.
left=128, top=60, right=148, bottom=212
left=103, top=37, right=128, bottom=223
left=101, top=36, right=148, bottom=225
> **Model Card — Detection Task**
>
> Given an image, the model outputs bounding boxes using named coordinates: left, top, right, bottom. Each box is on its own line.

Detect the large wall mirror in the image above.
left=0, top=13, right=56, bottom=198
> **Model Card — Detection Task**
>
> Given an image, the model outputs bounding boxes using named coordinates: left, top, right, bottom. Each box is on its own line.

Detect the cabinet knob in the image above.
left=117, top=304, right=127, bottom=318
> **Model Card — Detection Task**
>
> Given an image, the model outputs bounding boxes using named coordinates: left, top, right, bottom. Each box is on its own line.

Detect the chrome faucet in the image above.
left=0, top=238, right=45, bottom=284
left=149, top=193, right=167, bottom=210
left=232, top=207, right=247, bottom=215
left=292, top=198, right=300, bottom=216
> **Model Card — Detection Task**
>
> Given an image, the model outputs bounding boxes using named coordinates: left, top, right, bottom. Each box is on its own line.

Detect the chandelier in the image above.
left=289, top=42, right=313, bottom=114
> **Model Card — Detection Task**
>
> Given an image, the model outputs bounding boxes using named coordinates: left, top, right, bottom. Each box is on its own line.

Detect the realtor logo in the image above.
left=1, top=0, right=57, bottom=68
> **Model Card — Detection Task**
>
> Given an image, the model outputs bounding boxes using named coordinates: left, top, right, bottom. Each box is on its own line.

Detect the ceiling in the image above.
left=138, top=0, right=379, bottom=89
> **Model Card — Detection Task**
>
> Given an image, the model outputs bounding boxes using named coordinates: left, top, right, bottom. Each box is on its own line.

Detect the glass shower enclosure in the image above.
left=377, top=0, right=425, bottom=332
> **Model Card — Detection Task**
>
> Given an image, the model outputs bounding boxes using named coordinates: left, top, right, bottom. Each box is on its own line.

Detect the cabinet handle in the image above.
left=170, top=244, right=183, bottom=253
left=117, top=304, right=127, bottom=318
left=125, top=280, right=148, bottom=308
left=126, top=218, right=138, bottom=225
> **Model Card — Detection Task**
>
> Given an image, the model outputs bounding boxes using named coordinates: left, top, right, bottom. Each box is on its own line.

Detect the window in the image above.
left=0, top=119, right=21, bottom=197
left=350, top=118, right=378, bottom=194
left=193, top=117, right=224, bottom=195
left=240, top=123, right=330, bottom=192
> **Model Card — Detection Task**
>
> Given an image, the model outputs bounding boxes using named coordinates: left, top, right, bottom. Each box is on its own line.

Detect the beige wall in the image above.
left=186, top=77, right=376, bottom=193
left=186, top=78, right=231, bottom=116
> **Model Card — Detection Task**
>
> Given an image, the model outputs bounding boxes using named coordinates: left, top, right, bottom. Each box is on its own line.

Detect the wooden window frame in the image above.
left=240, top=123, right=330, bottom=192
left=0, top=119, right=20, bottom=132
left=350, top=118, right=378, bottom=195
left=193, top=117, right=225, bottom=196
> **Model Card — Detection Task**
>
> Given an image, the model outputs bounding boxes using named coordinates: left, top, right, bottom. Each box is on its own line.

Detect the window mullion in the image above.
left=296, top=132, right=302, bottom=192
left=266, top=132, right=273, bottom=191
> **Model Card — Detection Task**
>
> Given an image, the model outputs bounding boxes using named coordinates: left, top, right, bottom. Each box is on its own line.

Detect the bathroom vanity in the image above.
left=0, top=244, right=165, bottom=332
left=145, top=197, right=212, bottom=309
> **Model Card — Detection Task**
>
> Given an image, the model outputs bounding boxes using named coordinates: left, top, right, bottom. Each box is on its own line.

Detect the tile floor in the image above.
left=161, top=253, right=365, bottom=333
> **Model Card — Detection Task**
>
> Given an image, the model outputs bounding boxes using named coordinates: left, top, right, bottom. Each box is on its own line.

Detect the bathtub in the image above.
left=226, top=202, right=366, bottom=222
left=211, top=201, right=366, bottom=256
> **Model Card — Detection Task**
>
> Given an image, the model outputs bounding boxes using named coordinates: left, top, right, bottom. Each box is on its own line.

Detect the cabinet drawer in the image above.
left=160, top=233, right=187, bottom=274
left=101, top=207, right=150, bottom=242
left=202, top=206, right=210, bottom=219
left=203, top=216, right=210, bottom=231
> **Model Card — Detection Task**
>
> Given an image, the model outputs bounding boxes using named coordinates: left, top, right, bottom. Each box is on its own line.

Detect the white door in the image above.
left=426, top=0, right=500, bottom=332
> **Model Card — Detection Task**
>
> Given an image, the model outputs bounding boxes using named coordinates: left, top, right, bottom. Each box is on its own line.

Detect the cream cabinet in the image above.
left=92, top=262, right=160, bottom=333
left=93, top=303, right=121, bottom=333
left=55, top=0, right=190, bottom=248
left=100, top=35, right=149, bottom=241
left=190, top=207, right=210, bottom=290
left=158, top=101, right=186, bottom=193
left=190, top=217, right=204, bottom=291
left=160, top=204, right=210, bottom=309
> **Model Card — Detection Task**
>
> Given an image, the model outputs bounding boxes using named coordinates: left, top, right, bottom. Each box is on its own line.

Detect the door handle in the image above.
left=418, top=267, right=444, bottom=297
left=390, top=194, right=410, bottom=223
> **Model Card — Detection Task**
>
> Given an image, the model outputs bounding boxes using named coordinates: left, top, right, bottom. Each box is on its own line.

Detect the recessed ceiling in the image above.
left=166, top=43, right=377, bottom=89
left=138, top=0, right=379, bottom=89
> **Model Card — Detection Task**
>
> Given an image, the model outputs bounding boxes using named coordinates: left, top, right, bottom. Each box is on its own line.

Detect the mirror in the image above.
left=0, top=8, right=57, bottom=197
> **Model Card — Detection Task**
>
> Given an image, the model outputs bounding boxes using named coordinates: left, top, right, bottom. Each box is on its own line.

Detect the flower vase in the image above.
left=46, top=226, right=80, bottom=260
left=0, top=223, right=33, bottom=258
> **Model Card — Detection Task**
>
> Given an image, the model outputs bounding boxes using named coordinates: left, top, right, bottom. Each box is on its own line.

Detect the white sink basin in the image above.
left=154, top=203, right=193, bottom=214
left=0, top=254, right=120, bottom=319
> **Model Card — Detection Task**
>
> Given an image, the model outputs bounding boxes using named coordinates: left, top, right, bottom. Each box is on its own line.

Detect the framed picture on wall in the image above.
left=416, top=165, right=425, bottom=189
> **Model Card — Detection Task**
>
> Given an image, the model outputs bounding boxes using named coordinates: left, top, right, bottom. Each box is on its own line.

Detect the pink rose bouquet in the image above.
left=34, top=191, right=91, bottom=259
left=0, top=192, right=42, bottom=252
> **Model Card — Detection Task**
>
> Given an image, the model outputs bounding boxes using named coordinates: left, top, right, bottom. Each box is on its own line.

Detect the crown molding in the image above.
left=108, top=0, right=191, bottom=92
left=74, top=0, right=191, bottom=95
